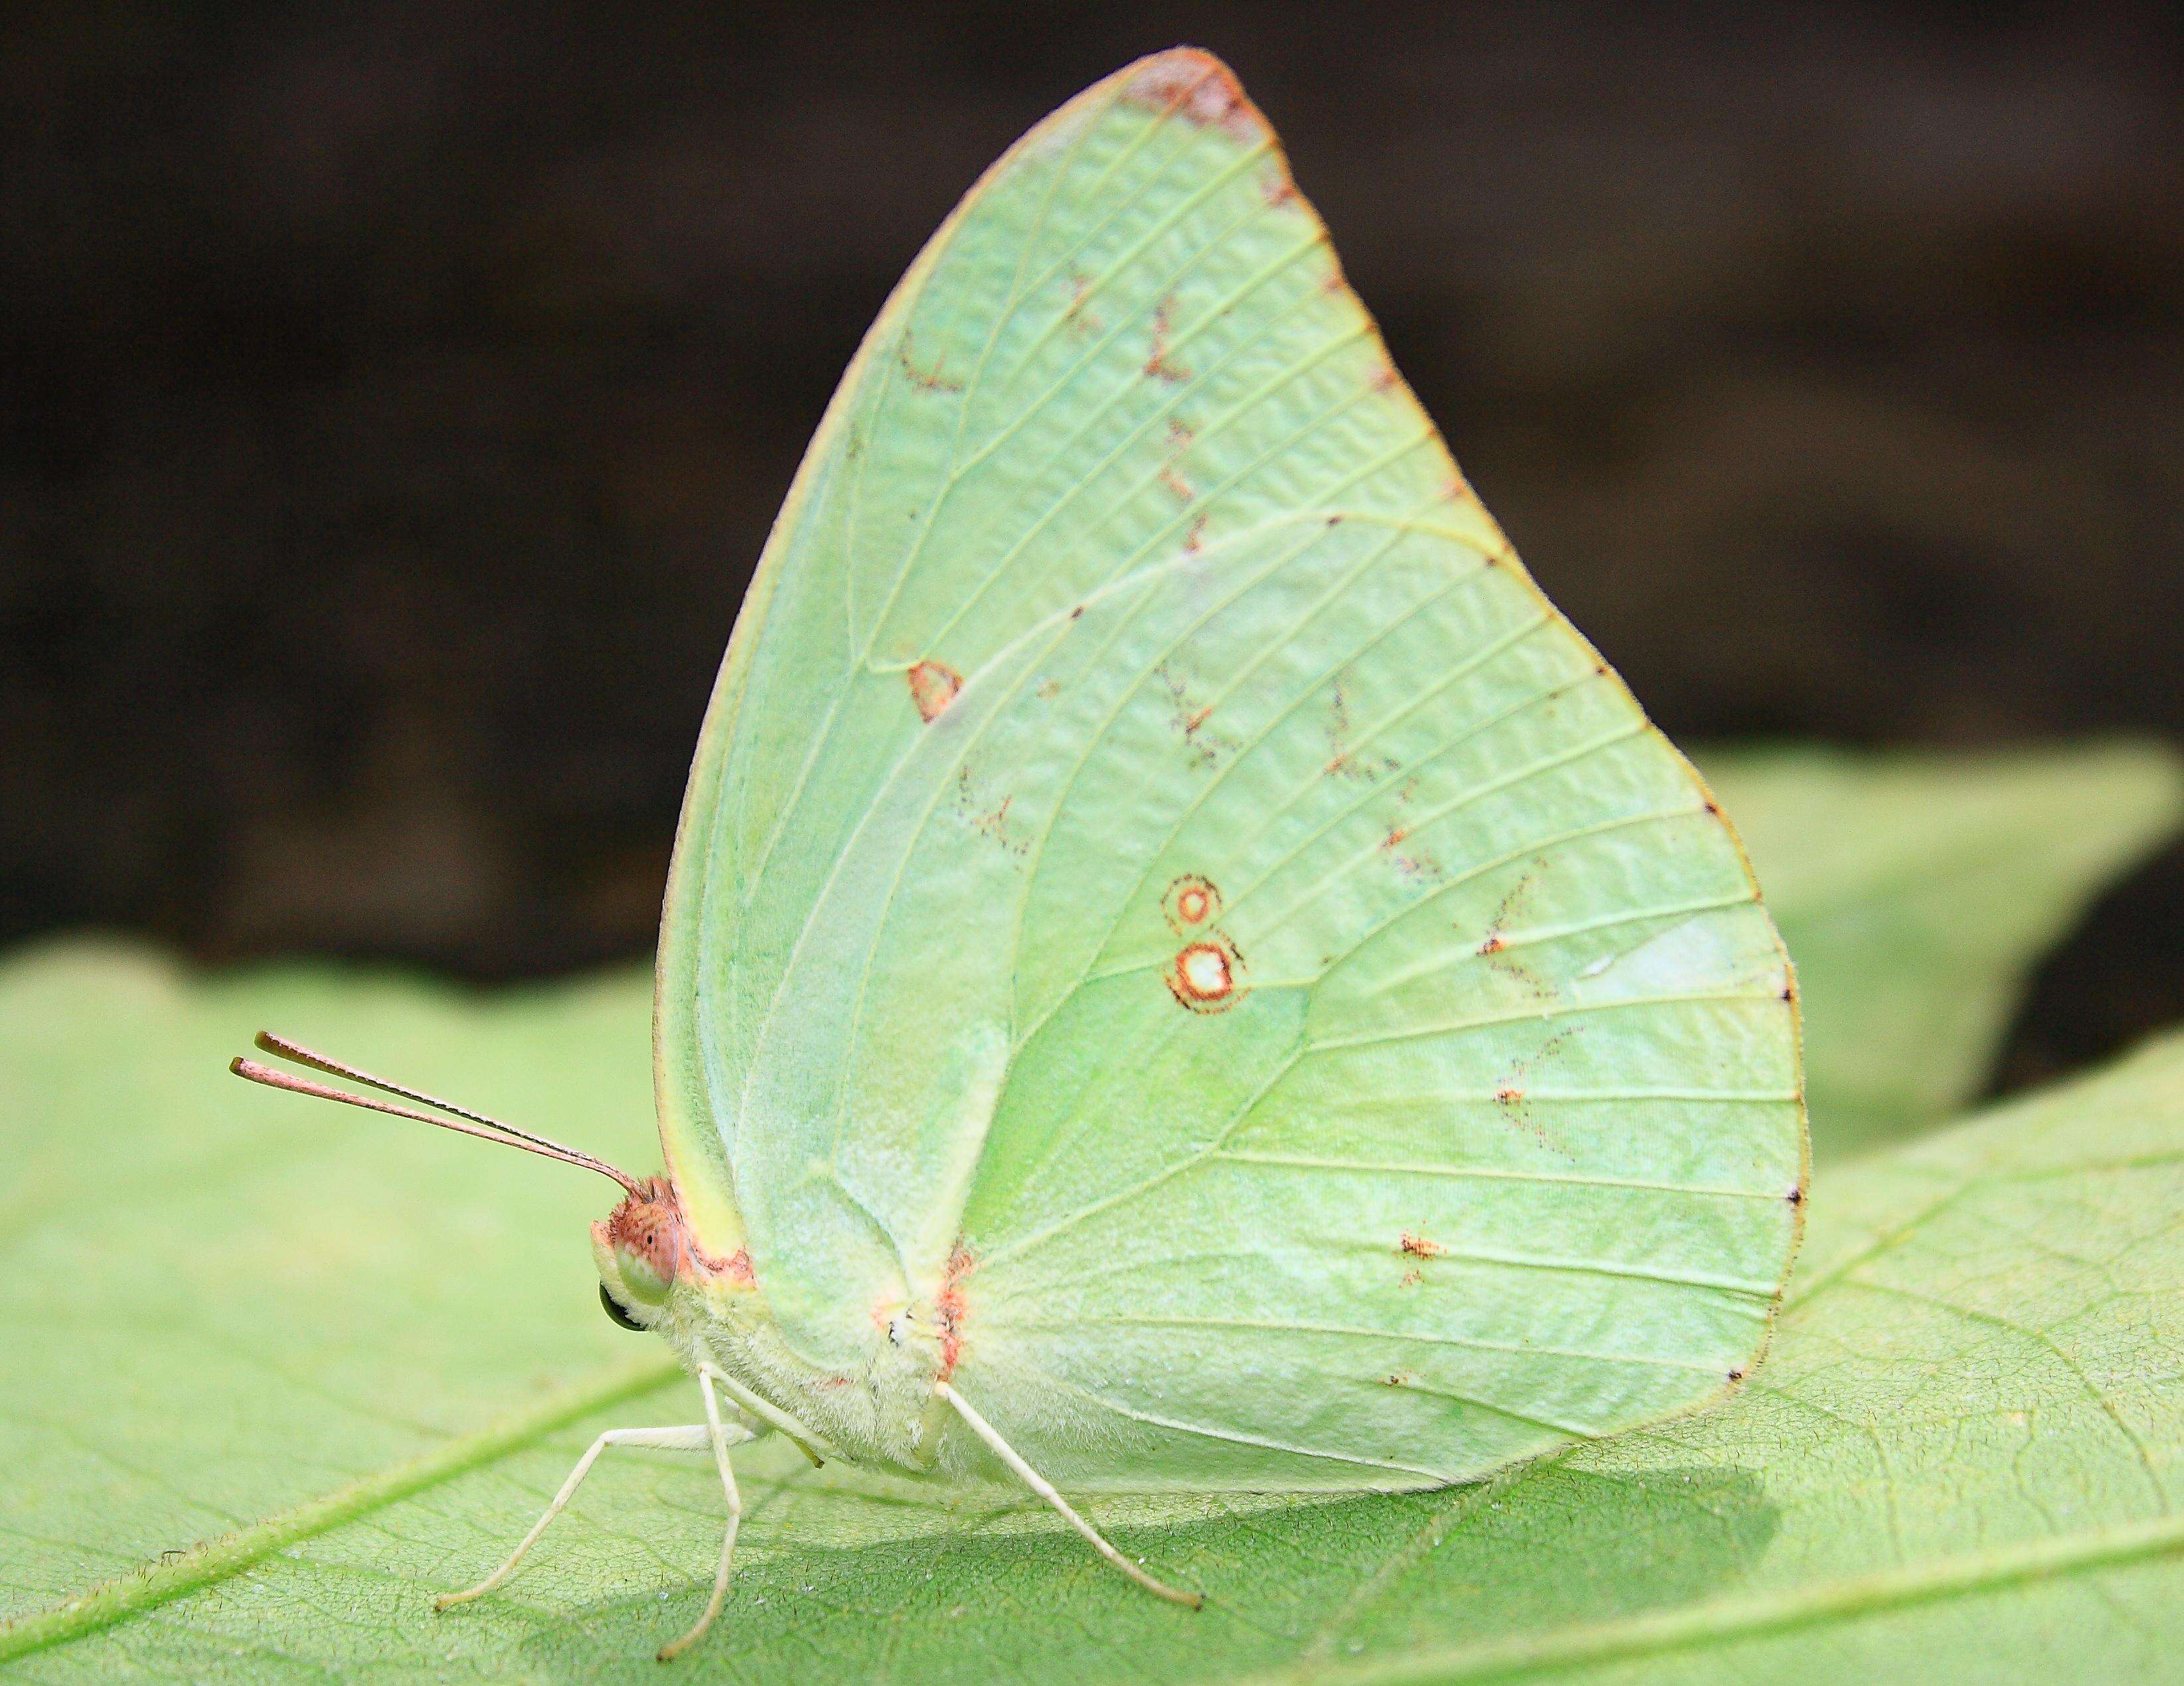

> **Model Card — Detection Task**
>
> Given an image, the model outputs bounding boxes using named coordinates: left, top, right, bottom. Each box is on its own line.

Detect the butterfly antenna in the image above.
left=230, top=1032, right=643, bottom=1196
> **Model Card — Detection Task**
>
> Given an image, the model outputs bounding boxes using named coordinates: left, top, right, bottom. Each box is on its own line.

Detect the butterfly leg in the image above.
left=656, top=1369, right=744, bottom=1661
left=933, top=1379, right=1201, bottom=1608
left=699, top=1361, right=830, bottom=1467
left=434, top=1417, right=754, bottom=1614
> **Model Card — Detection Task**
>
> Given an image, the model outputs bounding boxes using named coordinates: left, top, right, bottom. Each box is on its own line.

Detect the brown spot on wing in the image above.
left=1159, top=417, right=1197, bottom=500
left=1158, top=662, right=1232, bottom=768
left=1145, top=295, right=1191, bottom=383
left=1492, top=1032, right=1579, bottom=1154
left=692, top=1241, right=755, bottom=1288
left=1479, top=871, right=1552, bottom=992
left=1323, top=675, right=1398, bottom=782
left=907, top=660, right=963, bottom=722
left=954, top=768, right=1027, bottom=858
left=936, top=1239, right=975, bottom=1381
left=1120, top=48, right=1268, bottom=145
left=1064, top=270, right=1103, bottom=335
left=973, top=796, right=1024, bottom=857
left=899, top=334, right=963, bottom=394
left=1379, top=818, right=1441, bottom=884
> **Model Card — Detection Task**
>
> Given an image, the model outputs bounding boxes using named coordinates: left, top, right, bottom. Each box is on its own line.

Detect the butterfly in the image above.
left=234, top=47, right=1805, bottom=1661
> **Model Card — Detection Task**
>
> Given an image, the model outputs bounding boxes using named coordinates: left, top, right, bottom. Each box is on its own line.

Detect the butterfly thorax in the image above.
left=594, top=1175, right=968, bottom=1476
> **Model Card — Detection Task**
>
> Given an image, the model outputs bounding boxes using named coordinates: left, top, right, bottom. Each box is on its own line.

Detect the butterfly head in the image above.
left=592, top=1176, right=688, bottom=1331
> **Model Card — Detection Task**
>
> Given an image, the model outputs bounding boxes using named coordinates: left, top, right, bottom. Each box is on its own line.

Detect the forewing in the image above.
left=656, top=49, right=1805, bottom=1485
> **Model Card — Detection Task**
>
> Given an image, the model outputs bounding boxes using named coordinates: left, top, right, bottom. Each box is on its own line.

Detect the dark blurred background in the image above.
left=5, top=3, right=2181, bottom=1089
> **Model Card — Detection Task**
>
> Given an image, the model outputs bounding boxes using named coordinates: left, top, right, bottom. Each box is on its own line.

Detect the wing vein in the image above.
left=1019, top=1372, right=1459, bottom=1481
left=1304, top=987, right=1788, bottom=1055
left=1214, top=1150, right=1793, bottom=1197
left=989, top=1312, right=1724, bottom=1374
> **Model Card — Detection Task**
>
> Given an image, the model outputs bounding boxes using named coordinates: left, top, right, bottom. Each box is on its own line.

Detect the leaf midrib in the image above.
left=0, top=1355, right=678, bottom=1665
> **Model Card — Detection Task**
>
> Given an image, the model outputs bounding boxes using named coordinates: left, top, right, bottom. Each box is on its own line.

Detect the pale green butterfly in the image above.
left=233, top=47, right=1806, bottom=1661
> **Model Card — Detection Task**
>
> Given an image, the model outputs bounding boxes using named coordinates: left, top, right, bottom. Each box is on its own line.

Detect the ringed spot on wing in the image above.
left=1167, top=933, right=1245, bottom=1014
left=1163, top=872, right=1224, bottom=934
left=907, top=660, right=963, bottom=722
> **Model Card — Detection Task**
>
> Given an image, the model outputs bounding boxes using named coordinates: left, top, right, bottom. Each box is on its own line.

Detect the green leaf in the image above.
left=0, top=941, right=666, bottom=1626
left=5, top=936, right=2182, bottom=1681
left=1700, top=741, right=2184, bottom=1158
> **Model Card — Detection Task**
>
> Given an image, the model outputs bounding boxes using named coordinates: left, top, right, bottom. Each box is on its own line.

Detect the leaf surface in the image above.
left=5, top=929, right=2181, bottom=1682
left=1701, top=741, right=2183, bottom=1157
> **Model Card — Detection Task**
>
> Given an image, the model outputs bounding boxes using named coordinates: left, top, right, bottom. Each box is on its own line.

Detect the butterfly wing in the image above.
left=656, top=49, right=1805, bottom=1488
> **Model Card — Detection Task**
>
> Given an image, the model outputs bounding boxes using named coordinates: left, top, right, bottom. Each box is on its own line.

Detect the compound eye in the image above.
left=599, top=1282, right=646, bottom=1332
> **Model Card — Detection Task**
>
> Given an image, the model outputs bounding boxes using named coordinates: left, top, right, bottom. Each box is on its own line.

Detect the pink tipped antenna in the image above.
left=230, top=1031, right=642, bottom=1196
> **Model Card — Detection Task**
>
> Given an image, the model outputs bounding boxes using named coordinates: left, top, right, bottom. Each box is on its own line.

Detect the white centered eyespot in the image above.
left=1167, top=935, right=1245, bottom=1014
left=1183, top=946, right=1229, bottom=995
